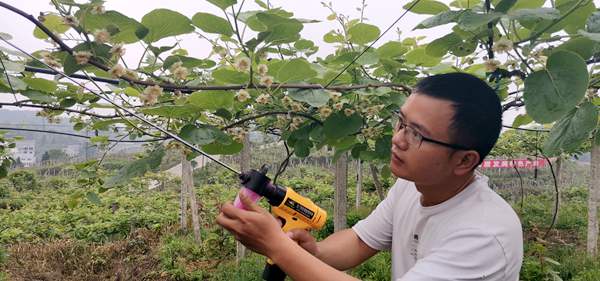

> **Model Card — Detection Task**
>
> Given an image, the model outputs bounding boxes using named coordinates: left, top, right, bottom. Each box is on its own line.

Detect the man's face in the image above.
left=390, top=93, right=458, bottom=184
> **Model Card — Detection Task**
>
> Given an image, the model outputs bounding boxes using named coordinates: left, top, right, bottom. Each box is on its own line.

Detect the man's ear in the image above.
left=453, top=150, right=480, bottom=176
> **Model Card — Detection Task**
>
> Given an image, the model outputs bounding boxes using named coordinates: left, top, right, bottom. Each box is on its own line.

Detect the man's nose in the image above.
left=392, top=129, right=409, bottom=151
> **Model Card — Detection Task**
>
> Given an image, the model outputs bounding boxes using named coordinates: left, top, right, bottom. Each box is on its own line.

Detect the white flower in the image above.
left=257, top=64, right=268, bottom=76
left=236, top=89, right=251, bottom=102
left=492, top=38, right=513, bottom=54
left=484, top=59, right=501, bottom=72
left=319, top=106, right=332, bottom=118
left=91, top=5, right=106, bottom=15
left=109, top=64, right=126, bottom=78
left=328, top=90, right=341, bottom=102
left=333, top=102, right=344, bottom=111
left=292, top=117, right=304, bottom=125
left=344, top=108, right=355, bottom=116
left=282, top=95, right=293, bottom=107
left=290, top=102, right=305, bottom=112
left=260, top=75, right=274, bottom=88
left=235, top=56, right=251, bottom=72
left=140, top=85, right=163, bottom=105
left=43, top=56, right=62, bottom=69
left=172, top=65, right=189, bottom=80
left=110, top=43, right=126, bottom=57
left=124, top=69, right=138, bottom=80
left=63, top=15, right=79, bottom=27
left=256, top=93, right=271, bottom=104
left=73, top=51, right=92, bottom=65
left=93, top=29, right=110, bottom=44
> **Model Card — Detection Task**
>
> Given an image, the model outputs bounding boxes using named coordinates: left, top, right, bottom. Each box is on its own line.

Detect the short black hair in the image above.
left=413, top=72, right=502, bottom=165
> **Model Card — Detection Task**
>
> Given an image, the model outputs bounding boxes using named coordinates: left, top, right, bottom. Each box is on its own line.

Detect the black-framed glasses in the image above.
left=394, top=115, right=471, bottom=151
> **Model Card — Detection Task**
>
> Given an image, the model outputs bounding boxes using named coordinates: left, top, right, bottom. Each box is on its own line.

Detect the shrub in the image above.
left=45, top=177, right=70, bottom=189
left=7, top=170, right=37, bottom=192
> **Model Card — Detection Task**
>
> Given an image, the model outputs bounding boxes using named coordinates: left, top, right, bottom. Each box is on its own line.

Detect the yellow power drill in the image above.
left=235, top=165, right=328, bottom=281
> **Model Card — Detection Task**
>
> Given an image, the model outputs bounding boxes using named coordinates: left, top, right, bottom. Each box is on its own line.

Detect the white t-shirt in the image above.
left=352, top=174, right=523, bottom=281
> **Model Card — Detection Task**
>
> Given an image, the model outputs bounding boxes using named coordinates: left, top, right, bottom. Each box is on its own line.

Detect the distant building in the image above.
left=10, top=140, right=36, bottom=167
left=63, top=144, right=81, bottom=157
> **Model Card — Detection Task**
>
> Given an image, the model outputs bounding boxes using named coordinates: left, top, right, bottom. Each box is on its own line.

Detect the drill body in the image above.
left=237, top=167, right=327, bottom=281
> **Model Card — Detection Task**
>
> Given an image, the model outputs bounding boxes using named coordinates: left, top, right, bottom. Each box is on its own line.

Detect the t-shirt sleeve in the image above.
left=352, top=180, right=404, bottom=251
left=398, top=229, right=508, bottom=281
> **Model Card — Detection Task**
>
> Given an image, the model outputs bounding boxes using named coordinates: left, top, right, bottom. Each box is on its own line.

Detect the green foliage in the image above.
left=141, top=9, right=194, bottom=43
left=523, top=51, right=590, bottom=124
left=7, top=170, right=37, bottom=192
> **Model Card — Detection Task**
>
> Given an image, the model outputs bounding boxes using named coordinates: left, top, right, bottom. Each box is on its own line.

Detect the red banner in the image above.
left=480, top=159, right=546, bottom=169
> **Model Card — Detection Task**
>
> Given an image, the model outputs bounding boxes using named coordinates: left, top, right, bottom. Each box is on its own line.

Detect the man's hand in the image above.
left=216, top=191, right=288, bottom=257
left=286, top=229, right=319, bottom=256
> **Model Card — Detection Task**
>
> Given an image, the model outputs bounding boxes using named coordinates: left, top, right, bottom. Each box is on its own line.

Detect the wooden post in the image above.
left=182, top=155, right=201, bottom=242
left=369, top=164, right=386, bottom=201
left=356, top=160, right=362, bottom=208
left=587, top=141, right=600, bottom=256
left=334, top=152, right=348, bottom=232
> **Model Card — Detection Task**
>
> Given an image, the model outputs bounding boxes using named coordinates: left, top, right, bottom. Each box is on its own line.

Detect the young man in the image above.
left=217, top=72, right=523, bottom=280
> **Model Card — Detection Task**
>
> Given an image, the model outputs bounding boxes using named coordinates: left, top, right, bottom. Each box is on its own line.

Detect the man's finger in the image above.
left=286, top=229, right=313, bottom=243
left=239, top=191, right=264, bottom=213
left=216, top=212, right=240, bottom=233
left=220, top=202, right=244, bottom=219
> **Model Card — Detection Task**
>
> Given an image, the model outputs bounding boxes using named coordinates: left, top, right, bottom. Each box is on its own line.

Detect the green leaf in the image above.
left=426, top=33, right=462, bottom=57
left=192, top=12, right=233, bottom=37
left=288, top=88, right=330, bottom=107
left=551, top=37, right=598, bottom=60
left=543, top=102, right=598, bottom=155
left=21, top=90, right=56, bottom=103
left=85, top=191, right=101, bottom=205
left=554, top=0, right=596, bottom=34
left=0, top=75, right=27, bottom=91
left=404, top=0, right=450, bottom=15
left=163, top=55, right=216, bottom=69
left=347, top=23, right=381, bottom=45
left=450, top=0, right=481, bottom=9
left=495, top=0, right=517, bottom=13
left=141, top=9, right=194, bottom=43
left=275, top=58, right=317, bottom=83
left=512, top=114, right=533, bottom=127
left=179, top=125, right=217, bottom=146
left=405, top=47, right=442, bottom=67
left=524, top=51, right=589, bottom=124
left=492, top=0, right=545, bottom=10
left=202, top=141, right=243, bottom=155
left=212, top=68, right=248, bottom=84
left=294, top=39, right=315, bottom=50
left=587, top=11, right=600, bottom=33
left=82, top=11, right=145, bottom=43
left=323, top=112, right=363, bottom=140
left=22, top=77, right=57, bottom=93
left=261, top=22, right=303, bottom=44
left=507, top=8, right=561, bottom=21
left=578, top=30, right=600, bottom=42
left=106, top=146, right=165, bottom=186
left=0, top=61, right=24, bottom=72
left=188, top=90, right=234, bottom=110
left=207, top=0, right=238, bottom=10
left=323, top=31, right=344, bottom=43
left=34, top=14, right=70, bottom=39
left=376, top=41, right=408, bottom=58
left=141, top=105, right=200, bottom=119
left=457, top=10, right=503, bottom=31
left=415, top=10, right=464, bottom=29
